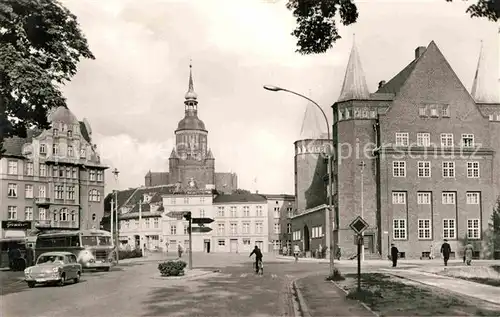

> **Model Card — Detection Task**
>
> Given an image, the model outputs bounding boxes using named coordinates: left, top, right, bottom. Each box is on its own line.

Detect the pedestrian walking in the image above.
left=440, top=239, right=451, bottom=266
left=282, top=246, right=288, bottom=256
left=293, top=245, right=300, bottom=262
left=429, top=243, right=435, bottom=259
left=391, top=244, right=399, bottom=267
left=464, top=243, right=474, bottom=266
left=177, top=244, right=184, bottom=258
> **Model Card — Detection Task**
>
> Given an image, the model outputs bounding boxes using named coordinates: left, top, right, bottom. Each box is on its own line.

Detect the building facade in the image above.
left=212, top=193, right=269, bottom=253
left=291, top=40, right=500, bottom=259
left=143, top=64, right=238, bottom=194
left=0, top=106, right=107, bottom=239
left=263, top=194, right=295, bottom=253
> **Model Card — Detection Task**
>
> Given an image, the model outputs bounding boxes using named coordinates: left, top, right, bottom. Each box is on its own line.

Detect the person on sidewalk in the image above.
left=293, top=245, right=301, bottom=262
left=177, top=244, right=184, bottom=258
left=440, top=239, right=451, bottom=266
left=282, top=246, right=288, bottom=256
left=429, top=243, right=435, bottom=259
left=464, top=243, right=474, bottom=266
left=390, top=244, right=399, bottom=267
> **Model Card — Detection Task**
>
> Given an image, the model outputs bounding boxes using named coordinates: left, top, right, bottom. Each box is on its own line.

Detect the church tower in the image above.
left=169, top=64, right=215, bottom=189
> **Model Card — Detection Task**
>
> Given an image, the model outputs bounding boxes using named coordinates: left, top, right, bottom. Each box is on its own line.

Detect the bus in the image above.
left=35, top=229, right=114, bottom=271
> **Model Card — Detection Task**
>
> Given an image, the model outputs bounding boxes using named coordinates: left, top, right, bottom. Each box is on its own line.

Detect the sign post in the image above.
left=188, top=215, right=193, bottom=270
left=349, top=216, right=369, bottom=293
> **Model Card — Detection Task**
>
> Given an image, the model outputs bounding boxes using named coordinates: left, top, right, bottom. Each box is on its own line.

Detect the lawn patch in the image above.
left=336, top=273, right=500, bottom=316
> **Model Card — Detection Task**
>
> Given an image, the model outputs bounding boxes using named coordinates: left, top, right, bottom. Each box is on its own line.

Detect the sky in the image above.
left=60, top=0, right=499, bottom=195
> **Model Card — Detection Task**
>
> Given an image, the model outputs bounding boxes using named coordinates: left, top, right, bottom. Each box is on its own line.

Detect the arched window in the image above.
left=96, top=191, right=101, bottom=202
left=53, top=209, right=58, bottom=221
left=92, top=213, right=96, bottom=221
left=60, top=208, right=68, bottom=221
left=71, top=210, right=77, bottom=222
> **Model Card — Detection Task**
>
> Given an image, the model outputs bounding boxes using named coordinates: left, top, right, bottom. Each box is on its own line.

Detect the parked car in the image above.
left=24, top=251, right=82, bottom=288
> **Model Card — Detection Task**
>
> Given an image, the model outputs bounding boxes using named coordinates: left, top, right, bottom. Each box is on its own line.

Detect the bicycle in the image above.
left=255, top=258, right=263, bottom=275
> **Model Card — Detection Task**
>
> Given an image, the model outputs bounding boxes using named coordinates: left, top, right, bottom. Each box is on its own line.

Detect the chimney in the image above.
left=415, top=46, right=426, bottom=59
left=378, top=80, right=386, bottom=89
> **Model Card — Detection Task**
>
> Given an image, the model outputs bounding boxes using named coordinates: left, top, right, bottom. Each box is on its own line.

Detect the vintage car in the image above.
left=24, top=251, right=82, bottom=288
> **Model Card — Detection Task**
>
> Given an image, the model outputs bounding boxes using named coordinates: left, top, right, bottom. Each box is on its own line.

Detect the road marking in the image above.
left=285, top=274, right=294, bottom=278
left=240, top=273, right=248, bottom=277
left=271, top=274, right=277, bottom=278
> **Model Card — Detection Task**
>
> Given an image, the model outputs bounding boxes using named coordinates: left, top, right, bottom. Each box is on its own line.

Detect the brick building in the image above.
left=144, top=64, right=238, bottom=194
left=0, top=107, right=107, bottom=238
left=291, top=40, right=500, bottom=259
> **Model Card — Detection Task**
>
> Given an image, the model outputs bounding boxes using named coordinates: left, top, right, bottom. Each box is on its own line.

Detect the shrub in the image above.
left=325, top=268, right=345, bottom=281
left=119, top=249, right=142, bottom=260
left=346, top=288, right=383, bottom=303
left=158, top=260, right=187, bottom=277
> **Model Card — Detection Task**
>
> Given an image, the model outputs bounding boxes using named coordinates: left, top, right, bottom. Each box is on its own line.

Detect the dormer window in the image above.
left=68, top=130, right=72, bottom=137
left=441, top=105, right=450, bottom=117
left=418, top=106, right=427, bottom=117
left=80, top=148, right=86, bottom=158
left=53, top=128, right=58, bottom=137
left=430, top=106, right=438, bottom=117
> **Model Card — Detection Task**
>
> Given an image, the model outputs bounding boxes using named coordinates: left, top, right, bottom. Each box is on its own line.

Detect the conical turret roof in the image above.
left=471, top=41, right=498, bottom=103
left=338, top=37, right=370, bottom=102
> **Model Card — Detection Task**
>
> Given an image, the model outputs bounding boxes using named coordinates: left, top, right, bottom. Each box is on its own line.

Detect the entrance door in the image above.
left=255, top=240, right=263, bottom=251
left=364, top=234, right=374, bottom=254
left=230, top=239, right=238, bottom=253
left=204, top=239, right=211, bottom=253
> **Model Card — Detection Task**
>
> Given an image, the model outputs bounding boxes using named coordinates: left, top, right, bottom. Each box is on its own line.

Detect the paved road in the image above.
left=0, top=253, right=327, bottom=317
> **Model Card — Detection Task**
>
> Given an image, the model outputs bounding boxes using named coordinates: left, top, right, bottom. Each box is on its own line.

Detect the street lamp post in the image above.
left=263, top=85, right=336, bottom=275
left=111, top=168, right=120, bottom=263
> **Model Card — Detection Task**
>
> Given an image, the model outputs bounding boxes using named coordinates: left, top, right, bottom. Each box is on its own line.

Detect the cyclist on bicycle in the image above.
left=249, top=245, right=263, bottom=274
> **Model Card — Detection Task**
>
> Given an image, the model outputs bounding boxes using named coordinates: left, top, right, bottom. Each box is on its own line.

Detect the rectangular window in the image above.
left=392, top=192, right=406, bottom=204
left=25, top=162, right=34, bottom=176
left=67, top=186, right=75, bottom=200
left=52, top=144, right=59, bottom=155
left=183, top=197, right=189, bottom=204
left=144, top=218, right=150, bottom=229
left=293, top=230, right=301, bottom=241
left=230, top=223, right=238, bottom=235
left=66, top=167, right=71, bottom=178
left=418, top=219, right=431, bottom=239
left=274, top=223, right=280, bottom=234
left=440, top=133, right=453, bottom=147
left=38, top=208, right=47, bottom=220
left=170, top=224, right=177, bottom=235
left=217, top=206, right=225, bottom=217
left=218, top=239, right=225, bottom=246
left=97, top=171, right=103, bottom=181
left=243, top=222, right=250, bottom=234
left=393, top=219, right=407, bottom=240
left=287, top=223, right=292, bottom=234
left=200, top=197, right=205, bottom=203
left=39, top=164, right=47, bottom=176
left=466, top=192, right=480, bottom=204
left=461, top=134, right=474, bottom=148
left=395, top=133, right=409, bottom=146
left=393, top=161, right=406, bottom=177
left=467, top=219, right=480, bottom=239
left=417, top=192, right=431, bottom=204
left=89, top=170, right=96, bottom=181
left=8, top=206, right=18, bottom=220
left=170, top=198, right=176, bottom=204
left=25, top=184, right=34, bottom=198
left=230, top=206, right=237, bottom=217
left=24, top=207, right=33, bottom=221
left=67, top=145, right=74, bottom=157
left=154, top=218, right=159, bottom=228
left=417, top=161, right=431, bottom=177
left=8, top=160, right=18, bottom=175
left=200, top=209, right=206, bottom=218
left=218, top=223, right=225, bottom=235
left=418, top=106, right=427, bottom=116
left=59, top=167, right=65, bottom=178
left=467, top=161, right=480, bottom=178
left=38, top=185, right=46, bottom=198
left=7, top=183, right=18, bottom=197
left=430, top=106, right=438, bottom=117
left=72, top=167, right=77, bottom=178
left=243, top=206, right=250, bottom=217
left=40, top=144, right=46, bottom=154
left=416, top=133, right=430, bottom=146
left=443, top=219, right=456, bottom=239
left=442, top=192, right=456, bottom=204
left=312, top=226, right=323, bottom=238
left=256, top=205, right=263, bottom=217
left=442, top=161, right=455, bottom=178
left=273, top=207, right=280, bottom=218
left=55, top=185, right=64, bottom=200
left=287, top=207, right=293, bottom=218
left=440, top=105, right=450, bottom=117
left=183, top=224, right=188, bottom=235
left=255, top=222, right=263, bottom=234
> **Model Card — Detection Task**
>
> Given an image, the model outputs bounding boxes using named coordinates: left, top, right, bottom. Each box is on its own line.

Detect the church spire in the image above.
left=299, top=90, right=327, bottom=140
left=185, top=61, right=198, bottom=100
left=471, top=41, right=496, bottom=103
left=338, top=34, right=370, bottom=102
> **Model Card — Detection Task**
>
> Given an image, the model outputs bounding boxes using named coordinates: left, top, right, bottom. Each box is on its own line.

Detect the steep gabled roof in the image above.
left=376, top=57, right=420, bottom=94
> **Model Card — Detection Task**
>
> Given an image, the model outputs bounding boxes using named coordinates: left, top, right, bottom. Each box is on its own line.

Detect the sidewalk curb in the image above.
left=331, top=281, right=379, bottom=317
left=292, top=279, right=311, bottom=317
left=381, top=270, right=500, bottom=306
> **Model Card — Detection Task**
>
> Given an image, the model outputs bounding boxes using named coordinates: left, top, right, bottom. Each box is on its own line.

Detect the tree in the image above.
left=490, top=196, right=500, bottom=259
left=0, top=0, right=94, bottom=155
left=287, top=0, right=499, bottom=55
left=232, top=189, right=252, bottom=194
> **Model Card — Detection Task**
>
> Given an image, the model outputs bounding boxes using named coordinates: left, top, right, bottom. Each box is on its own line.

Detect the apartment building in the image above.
left=0, top=106, right=107, bottom=238
left=291, top=40, right=500, bottom=259
left=212, top=193, right=269, bottom=253
left=263, top=194, right=295, bottom=253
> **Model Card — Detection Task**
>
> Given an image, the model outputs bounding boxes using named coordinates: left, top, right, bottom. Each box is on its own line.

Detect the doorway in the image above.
left=230, top=239, right=238, bottom=253
left=204, top=239, right=211, bottom=253
left=303, top=225, right=310, bottom=252
left=364, top=234, right=374, bottom=254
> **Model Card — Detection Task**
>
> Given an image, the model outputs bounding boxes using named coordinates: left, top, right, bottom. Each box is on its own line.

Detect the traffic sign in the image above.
left=349, top=216, right=369, bottom=235
left=166, top=211, right=189, bottom=220
left=190, top=226, right=213, bottom=233
left=191, top=217, right=214, bottom=225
